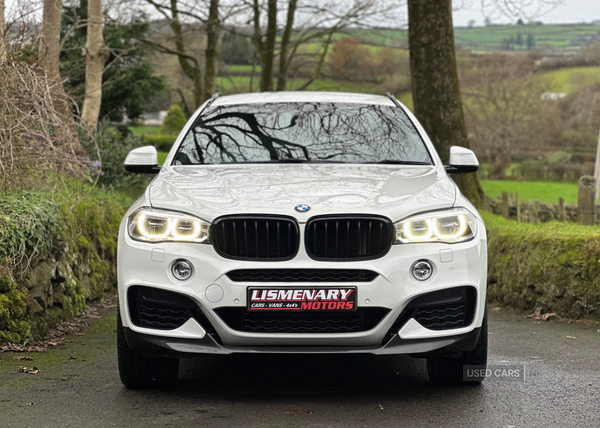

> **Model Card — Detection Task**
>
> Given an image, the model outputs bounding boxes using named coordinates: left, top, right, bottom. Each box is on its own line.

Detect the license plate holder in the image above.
left=247, top=287, right=357, bottom=311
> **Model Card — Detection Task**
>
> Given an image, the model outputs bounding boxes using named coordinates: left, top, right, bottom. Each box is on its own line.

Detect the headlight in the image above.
left=128, top=208, right=210, bottom=243
left=394, top=208, right=476, bottom=244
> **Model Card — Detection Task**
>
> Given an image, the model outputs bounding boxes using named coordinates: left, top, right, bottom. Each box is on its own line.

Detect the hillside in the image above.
left=342, top=24, right=600, bottom=54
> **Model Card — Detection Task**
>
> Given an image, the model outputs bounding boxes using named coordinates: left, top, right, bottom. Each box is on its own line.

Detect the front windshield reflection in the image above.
left=173, top=102, right=432, bottom=165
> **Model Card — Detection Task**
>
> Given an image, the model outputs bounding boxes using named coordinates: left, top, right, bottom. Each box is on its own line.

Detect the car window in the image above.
left=173, top=102, right=433, bottom=165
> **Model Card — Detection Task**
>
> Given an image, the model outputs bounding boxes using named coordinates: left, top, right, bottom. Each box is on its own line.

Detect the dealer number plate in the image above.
left=247, top=287, right=357, bottom=311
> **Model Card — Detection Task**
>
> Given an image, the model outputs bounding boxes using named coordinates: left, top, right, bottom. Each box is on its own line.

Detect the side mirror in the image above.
left=444, top=146, right=479, bottom=174
left=124, top=146, right=160, bottom=174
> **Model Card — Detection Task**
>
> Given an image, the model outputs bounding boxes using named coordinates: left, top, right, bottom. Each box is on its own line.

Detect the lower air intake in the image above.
left=214, top=307, right=390, bottom=333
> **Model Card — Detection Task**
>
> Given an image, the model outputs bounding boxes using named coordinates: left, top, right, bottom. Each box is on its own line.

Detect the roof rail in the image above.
left=199, top=92, right=220, bottom=115
left=385, top=92, right=402, bottom=107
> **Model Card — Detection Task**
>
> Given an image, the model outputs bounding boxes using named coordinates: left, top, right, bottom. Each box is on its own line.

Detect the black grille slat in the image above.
left=305, top=216, right=393, bottom=261
left=212, top=216, right=299, bottom=261
left=226, top=269, right=379, bottom=282
left=215, top=307, right=390, bottom=333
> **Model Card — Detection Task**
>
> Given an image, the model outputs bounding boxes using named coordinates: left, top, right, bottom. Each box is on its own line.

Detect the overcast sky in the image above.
left=4, top=0, right=600, bottom=28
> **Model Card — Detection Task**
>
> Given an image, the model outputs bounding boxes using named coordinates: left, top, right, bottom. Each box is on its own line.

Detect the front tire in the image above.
left=117, top=310, right=180, bottom=388
left=426, top=310, right=488, bottom=385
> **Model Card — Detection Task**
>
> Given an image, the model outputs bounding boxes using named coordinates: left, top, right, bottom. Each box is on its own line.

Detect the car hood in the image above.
left=148, top=164, right=456, bottom=223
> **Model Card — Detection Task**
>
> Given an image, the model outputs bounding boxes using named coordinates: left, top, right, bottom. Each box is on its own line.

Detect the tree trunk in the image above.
left=258, top=0, right=277, bottom=92
left=407, top=0, right=483, bottom=208
left=169, top=0, right=203, bottom=109
left=276, top=0, right=297, bottom=91
left=0, top=0, right=5, bottom=59
left=203, top=0, right=221, bottom=101
left=41, top=0, right=75, bottom=130
left=0, top=0, right=5, bottom=38
left=80, top=0, right=109, bottom=131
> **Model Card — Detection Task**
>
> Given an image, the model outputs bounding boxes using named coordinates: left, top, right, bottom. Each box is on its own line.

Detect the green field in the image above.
left=342, top=24, right=600, bottom=52
left=481, top=180, right=579, bottom=204
left=538, top=66, right=600, bottom=92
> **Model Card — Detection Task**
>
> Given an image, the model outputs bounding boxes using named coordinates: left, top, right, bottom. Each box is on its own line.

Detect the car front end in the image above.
left=116, top=92, right=487, bottom=387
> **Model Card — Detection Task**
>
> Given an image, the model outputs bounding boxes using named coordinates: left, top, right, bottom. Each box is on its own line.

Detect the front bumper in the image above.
left=123, top=324, right=482, bottom=357
left=117, top=222, right=487, bottom=354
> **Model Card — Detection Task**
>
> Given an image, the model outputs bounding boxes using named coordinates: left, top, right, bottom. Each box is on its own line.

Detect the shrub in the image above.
left=160, top=104, right=187, bottom=135
left=83, top=123, right=150, bottom=190
left=0, top=50, right=83, bottom=193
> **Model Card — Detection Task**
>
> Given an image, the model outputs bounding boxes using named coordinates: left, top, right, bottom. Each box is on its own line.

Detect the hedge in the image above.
left=484, top=211, right=600, bottom=319
left=144, top=135, right=177, bottom=152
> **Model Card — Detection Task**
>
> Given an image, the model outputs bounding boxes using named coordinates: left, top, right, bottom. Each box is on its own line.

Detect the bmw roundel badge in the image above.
left=295, top=204, right=310, bottom=213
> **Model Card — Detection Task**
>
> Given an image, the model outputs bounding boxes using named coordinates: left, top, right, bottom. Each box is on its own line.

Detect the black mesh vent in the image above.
left=413, top=303, right=468, bottom=330
left=226, top=269, right=378, bottom=283
left=215, top=307, right=390, bottom=333
left=305, top=216, right=394, bottom=261
left=127, top=286, right=220, bottom=343
left=382, top=287, right=476, bottom=343
left=211, top=216, right=299, bottom=261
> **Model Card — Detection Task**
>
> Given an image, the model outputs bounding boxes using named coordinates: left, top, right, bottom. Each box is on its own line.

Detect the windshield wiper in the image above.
left=368, top=160, right=433, bottom=165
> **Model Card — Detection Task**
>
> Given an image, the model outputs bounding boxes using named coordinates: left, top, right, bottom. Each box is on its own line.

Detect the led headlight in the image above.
left=394, top=208, right=476, bottom=244
left=128, top=208, right=210, bottom=243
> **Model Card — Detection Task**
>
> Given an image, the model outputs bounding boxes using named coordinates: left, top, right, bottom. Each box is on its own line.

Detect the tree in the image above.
left=61, top=4, right=165, bottom=122
left=80, top=0, right=109, bottom=131
left=0, top=0, right=5, bottom=39
left=329, top=37, right=374, bottom=81
left=253, top=0, right=277, bottom=92
left=407, top=0, right=483, bottom=207
left=526, top=34, right=535, bottom=50
left=462, top=55, right=551, bottom=170
left=250, top=0, right=394, bottom=92
left=516, top=32, right=523, bottom=48
left=41, top=0, right=76, bottom=131
left=143, top=0, right=222, bottom=110
left=221, top=32, right=252, bottom=65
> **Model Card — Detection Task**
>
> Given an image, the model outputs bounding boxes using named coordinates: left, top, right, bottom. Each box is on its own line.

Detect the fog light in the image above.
left=172, top=259, right=193, bottom=281
left=412, top=260, right=433, bottom=281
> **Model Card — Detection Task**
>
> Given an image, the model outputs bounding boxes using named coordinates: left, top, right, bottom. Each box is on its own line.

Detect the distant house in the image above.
left=592, top=20, right=600, bottom=26
left=541, top=92, right=567, bottom=101
left=141, top=110, right=168, bottom=126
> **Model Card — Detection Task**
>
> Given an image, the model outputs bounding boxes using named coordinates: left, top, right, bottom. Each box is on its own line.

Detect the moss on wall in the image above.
left=0, top=187, right=131, bottom=343
left=484, top=211, right=600, bottom=319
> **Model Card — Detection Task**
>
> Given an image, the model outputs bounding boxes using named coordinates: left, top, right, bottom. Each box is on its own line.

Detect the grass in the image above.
left=129, top=126, right=160, bottom=136
left=157, top=151, right=168, bottom=166
left=481, top=180, right=579, bottom=204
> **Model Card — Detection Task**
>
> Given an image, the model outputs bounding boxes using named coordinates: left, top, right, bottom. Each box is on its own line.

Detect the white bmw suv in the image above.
left=117, top=92, right=487, bottom=388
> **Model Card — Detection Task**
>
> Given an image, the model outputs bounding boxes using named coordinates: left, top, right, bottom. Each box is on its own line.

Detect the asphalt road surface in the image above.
left=1, top=308, right=599, bottom=428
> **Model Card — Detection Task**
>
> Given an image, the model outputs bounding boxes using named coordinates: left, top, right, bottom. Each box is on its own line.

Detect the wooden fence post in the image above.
left=559, top=197, right=566, bottom=222
left=528, top=200, right=537, bottom=224
left=516, top=192, right=521, bottom=222
left=502, top=192, right=510, bottom=219
left=578, top=176, right=596, bottom=225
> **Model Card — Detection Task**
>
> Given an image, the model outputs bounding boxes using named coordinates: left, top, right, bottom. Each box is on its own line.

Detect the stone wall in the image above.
left=0, top=190, right=126, bottom=343
left=485, top=196, right=579, bottom=223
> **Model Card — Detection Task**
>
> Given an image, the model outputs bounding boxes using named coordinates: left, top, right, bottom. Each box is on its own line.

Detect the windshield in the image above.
left=172, top=102, right=433, bottom=166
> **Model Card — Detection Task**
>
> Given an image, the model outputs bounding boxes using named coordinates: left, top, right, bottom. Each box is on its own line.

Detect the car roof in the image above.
left=211, top=91, right=396, bottom=107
